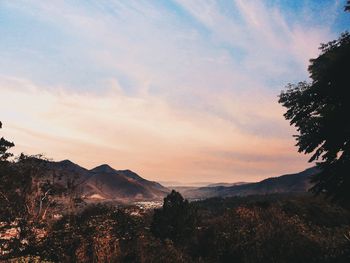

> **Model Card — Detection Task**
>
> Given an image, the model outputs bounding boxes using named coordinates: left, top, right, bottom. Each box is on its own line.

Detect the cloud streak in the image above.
left=0, top=76, right=307, bottom=183
left=0, top=0, right=347, bottom=183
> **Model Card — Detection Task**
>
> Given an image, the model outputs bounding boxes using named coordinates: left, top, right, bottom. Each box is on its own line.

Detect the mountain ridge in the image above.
left=47, top=160, right=170, bottom=202
left=177, top=167, right=320, bottom=199
left=46, top=160, right=320, bottom=202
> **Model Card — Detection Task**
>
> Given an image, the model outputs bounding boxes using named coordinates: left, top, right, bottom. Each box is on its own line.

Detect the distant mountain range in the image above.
left=46, top=160, right=169, bottom=202
left=175, top=167, right=320, bottom=200
left=45, top=160, right=319, bottom=202
left=159, top=181, right=216, bottom=187
left=206, top=182, right=247, bottom=187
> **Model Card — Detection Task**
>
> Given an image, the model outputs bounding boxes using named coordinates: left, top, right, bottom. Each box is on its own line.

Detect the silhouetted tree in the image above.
left=279, top=31, right=350, bottom=205
left=0, top=121, right=15, bottom=216
left=346, top=1, right=350, bottom=12
left=151, top=190, right=197, bottom=244
left=0, top=121, right=14, bottom=162
left=0, top=122, right=22, bottom=256
left=0, top=122, right=68, bottom=258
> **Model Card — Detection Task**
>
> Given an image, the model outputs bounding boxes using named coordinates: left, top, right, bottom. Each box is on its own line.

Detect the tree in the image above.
left=0, top=122, right=67, bottom=258
left=279, top=32, right=350, bottom=205
left=0, top=121, right=16, bottom=219
left=151, top=190, right=197, bottom=244
left=0, top=121, right=15, bottom=162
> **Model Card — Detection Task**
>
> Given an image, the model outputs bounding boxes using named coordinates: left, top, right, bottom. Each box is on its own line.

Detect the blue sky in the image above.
left=0, top=0, right=349, bottom=183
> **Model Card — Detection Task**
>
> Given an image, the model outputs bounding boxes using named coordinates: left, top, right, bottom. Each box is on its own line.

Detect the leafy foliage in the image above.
left=0, top=121, right=15, bottom=162
left=193, top=196, right=350, bottom=263
left=346, top=1, right=350, bottom=12
left=279, top=32, right=350, bottom=204
left=151, top=190, right=198, bottom=244
left=0, top=122, right=15, bottom=218
left=39, top=203, right=189, bottom=263
left=0, top=122, right=78, bottom=259
left=4, top=191, right=350, bottom=263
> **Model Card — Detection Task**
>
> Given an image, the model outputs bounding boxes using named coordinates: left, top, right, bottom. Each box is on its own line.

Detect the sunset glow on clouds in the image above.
left=1, top=1, right=349, bottom=183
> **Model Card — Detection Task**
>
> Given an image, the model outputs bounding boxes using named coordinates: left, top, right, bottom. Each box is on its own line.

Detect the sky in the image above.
left=0, top=0, right=349, bottom=184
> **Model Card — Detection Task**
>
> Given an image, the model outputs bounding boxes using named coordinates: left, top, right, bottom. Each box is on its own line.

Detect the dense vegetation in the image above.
left=1, top=192, right=350, bottom=262
left=279, top=8, right=350, bottom=205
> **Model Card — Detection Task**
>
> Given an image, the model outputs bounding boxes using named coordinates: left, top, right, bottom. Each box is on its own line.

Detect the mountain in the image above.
left=178, top=167, right=320, bottom=199
left=205, top=182, right=247, bottom=187
left=48, top=159, right=91, bottom=178
left=43, top=160, right=319, bottom=201
left=85, top=164, right=169, bottom=201
left=46, top=160, right=169, bottom=202
left=159, top=181, right=214, bottom=187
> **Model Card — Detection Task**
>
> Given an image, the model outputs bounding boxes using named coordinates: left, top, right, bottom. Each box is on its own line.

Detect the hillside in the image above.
left=46, top=160, right=169, bottom=202
left=45, top=161, right=320, bottom=201
left=178, top=167, right=320, bottom=199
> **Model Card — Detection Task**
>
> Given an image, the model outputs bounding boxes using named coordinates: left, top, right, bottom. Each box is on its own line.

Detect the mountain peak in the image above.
left=53, top=159, right=88, bottom=173
left=58, top=159, right=76, bottom=166
left=90, top=164, right=116, bottom=174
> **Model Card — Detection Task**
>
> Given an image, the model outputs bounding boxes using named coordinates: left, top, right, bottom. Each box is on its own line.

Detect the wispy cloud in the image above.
left=0, top=0, right=346, bottom=182
left=0, top=76, right=306, bottom=182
